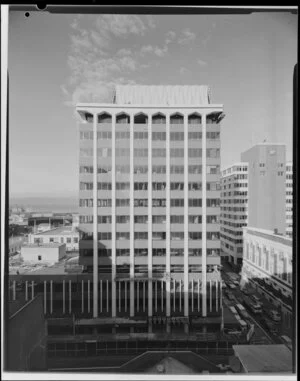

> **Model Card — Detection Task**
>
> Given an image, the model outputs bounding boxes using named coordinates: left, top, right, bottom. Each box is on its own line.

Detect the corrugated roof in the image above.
left=114, top=85, right=211, bottom=105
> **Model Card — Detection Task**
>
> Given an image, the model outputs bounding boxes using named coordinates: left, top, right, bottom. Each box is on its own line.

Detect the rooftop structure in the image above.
left=232, top=344, right=292, bottom=373
left=113, top=85, right=211, bottom=105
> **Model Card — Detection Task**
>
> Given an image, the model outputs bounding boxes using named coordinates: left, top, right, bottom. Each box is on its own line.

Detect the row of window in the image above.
left=80, top=165, right=220, bottom=175
left=81, top=248, right=220, bottom=257
left=34, top=237, right=78, bottom=244
left=80, top=182, right=221, bottom=191
left=78, top=131, right=220, bottom=141
left=82, top=232, right=220, bottom=241
left=79, top=148, right=220, bottom=158
left=79, top=198, right=220, bottom=208
left=79, top=214, right=219, bottom=224
left=84, top=112, right=220, bottom=124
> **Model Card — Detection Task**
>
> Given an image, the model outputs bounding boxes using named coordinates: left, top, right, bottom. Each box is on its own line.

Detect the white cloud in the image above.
left=197, top=59, right=207, bottom=67
left=178, top=28, right=196, bottom=45
left=179, top=67, right=189, bottom=74
left=165, top=30, right=176, bottom=44
left=63, top=15, right=155, bottom=105
left=140, top=44, right=168, bottom=57
left=116, top=48, right=132, bottom=57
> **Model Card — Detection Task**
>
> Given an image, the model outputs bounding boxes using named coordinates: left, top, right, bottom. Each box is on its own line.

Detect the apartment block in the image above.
left=220, top=163, right=248, bottom=265
left=240, top=144, right=286, bottom=235
left=76, top=85, right=225, bottom=331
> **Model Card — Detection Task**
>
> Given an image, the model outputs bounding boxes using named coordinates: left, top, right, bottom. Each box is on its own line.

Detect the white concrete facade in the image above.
left=21, top=243, right=66, bottom=265
left=77, top=86, right=224, bottom=321
left=220, top=163, right=248, bottom=265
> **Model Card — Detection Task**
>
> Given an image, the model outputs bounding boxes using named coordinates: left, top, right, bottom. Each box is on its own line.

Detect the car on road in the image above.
left=260, top=318, right=279, bottom=334
left=227, top=293, right=236, bottom=301
left=217, top=364, right=232, bottom=371
left=224, top=328, right=242, bottom=335
left=251, top=295, right=262, bottom=304
left=235, top=303, right=249, bottom=320
left=227, top=283, right=237, bottom=290
left=241, top=288, right=251, bottom=295
left=267, top=310, right=281, bottom=322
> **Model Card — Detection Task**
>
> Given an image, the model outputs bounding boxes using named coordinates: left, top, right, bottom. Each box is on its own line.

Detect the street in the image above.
left=221, top=262, right=276, bottom=345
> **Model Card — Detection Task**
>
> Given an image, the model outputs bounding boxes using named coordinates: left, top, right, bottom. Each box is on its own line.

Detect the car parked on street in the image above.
left=267, top=309, right=281, bottom=322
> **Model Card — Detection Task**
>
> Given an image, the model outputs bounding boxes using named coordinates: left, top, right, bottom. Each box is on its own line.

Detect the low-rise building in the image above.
left=230, top=344, right=292, bottom=373
left=28, top=226, right=79, bottom=252
left=21, top=243, right=66, bottom=265
left=7, top=295, right=47, bottom=371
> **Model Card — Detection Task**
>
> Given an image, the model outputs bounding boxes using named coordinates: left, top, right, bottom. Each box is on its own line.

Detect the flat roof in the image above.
left=244, top=226, right=292, bottom=246
left=34, top=226, right=77, bottom=236
left=22, top=243, right=64, bottom=248
left=233, top=344, right=292, bottom=373
left=114, top=85, right=211, bottom=105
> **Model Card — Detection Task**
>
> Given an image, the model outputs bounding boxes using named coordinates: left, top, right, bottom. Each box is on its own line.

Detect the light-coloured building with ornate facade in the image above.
left=241, top=226, right=292, bottom=327
left=286, top=161, right=293, bottom=238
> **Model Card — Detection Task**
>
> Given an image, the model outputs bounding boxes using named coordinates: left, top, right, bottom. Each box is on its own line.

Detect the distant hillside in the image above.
left=9, top=196, right=78, bottom=213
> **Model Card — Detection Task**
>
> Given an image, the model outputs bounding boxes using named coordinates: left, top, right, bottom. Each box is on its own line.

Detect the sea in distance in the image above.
left=10, top=196, right=78, bottom=214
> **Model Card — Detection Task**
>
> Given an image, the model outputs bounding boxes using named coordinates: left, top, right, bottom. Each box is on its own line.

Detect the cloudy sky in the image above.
left=8, top=11, right=297, bottom=198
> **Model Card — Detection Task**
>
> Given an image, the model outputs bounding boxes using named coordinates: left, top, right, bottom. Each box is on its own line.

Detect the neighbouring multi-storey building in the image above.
left=220, top=163, right=248, bottom=265
left=285, top=161, right=293, bottom=238
left=241, top=226, right=293, bottom=334
left=220, top=144, right=292, bottom=265
left=28, top=226, right=79, bottom=252
left=240, top=143, right=287, bottom=235
left=76, top=85, right=225, bottom=332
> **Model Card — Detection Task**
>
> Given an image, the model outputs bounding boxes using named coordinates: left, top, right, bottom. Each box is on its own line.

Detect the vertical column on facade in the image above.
left=111, top=113, right=117, bottom=318
left=81, top=280, right=84, bottom=313
left=130, top=112, right=135, bottom=317
left=173, top=280, right=176, bottom=312
left=216, top=280, right=218, bottom=312
left=69, top=280, right=72, bottom=314
left=210, top=280, right=212, bottom=312
left=148, top=113, right=153, bottom=318
left=106, top=279, right=109, bottom=312
left=166, top=112, right=171, bottom=323
left=25, top=281, right=28, bottom=301
left=100, top=280, right=102, bottom=313
left=198, top=279, right=200, bottom=312
left=201, top=113, right=207, bottom=317
left=183, top=113, right=189, bottom=318
left=93, top=112, right=98, bottom=318
left=31, top=280, right=34, bottom=300
left=63, top=280, right=65, bottom=314
left=119, top=282, right=121, bottom=312
left=50, top=280, right=53, bottom=315
left=88, top=279, right=91, bottom=313
left=125, top=281, right=127, bottom=312
left=44, top=281, right=47, bottom=314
